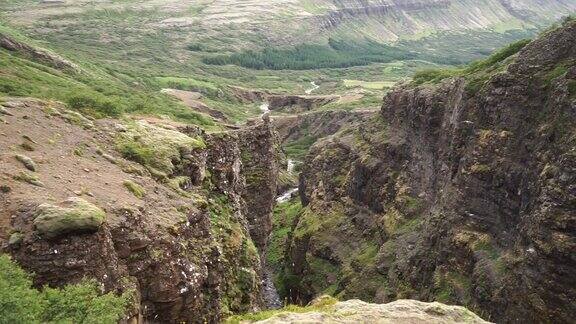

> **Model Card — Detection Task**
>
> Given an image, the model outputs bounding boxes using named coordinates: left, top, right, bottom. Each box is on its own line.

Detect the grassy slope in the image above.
left=0, top=0, right=563, bottom=123
left=0, top=23, right=220, bottom=127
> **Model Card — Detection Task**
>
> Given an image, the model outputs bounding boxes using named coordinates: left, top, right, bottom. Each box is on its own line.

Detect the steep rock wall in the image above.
left=283, top=21, right=576, bottom=323
left=0, top=100, right=280, bottom=323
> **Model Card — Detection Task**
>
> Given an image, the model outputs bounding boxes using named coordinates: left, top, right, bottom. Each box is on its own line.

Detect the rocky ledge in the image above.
left=230, top=297, right=489, bottom=324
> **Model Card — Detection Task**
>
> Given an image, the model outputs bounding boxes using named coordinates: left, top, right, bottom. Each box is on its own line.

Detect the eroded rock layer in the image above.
left=282, top=20, right=576, bottom=323
left=0, top=98, right=281, bottom=323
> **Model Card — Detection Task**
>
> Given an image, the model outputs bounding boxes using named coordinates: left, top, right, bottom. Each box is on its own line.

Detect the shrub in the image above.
left=0, top=255, right=45, bottom=323
left=465, top=39, right=530, bottom=73
left=0, top=255, right=129, bottom=324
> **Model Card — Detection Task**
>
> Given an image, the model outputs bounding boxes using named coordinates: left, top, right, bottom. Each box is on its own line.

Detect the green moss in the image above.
left=267, top=199, right=303, bottom=271
left=33, top=197, right=106, bottom=239
left=433, top=271, right=472, bottom=304
left=284, top=135, right=318, bottom=160
left=355, top=243, right=379, bottom=266
left=115, top=121, right=205, bottom=175
left=207, top=194, right=262, bottom=315
left=305, top=256, right=341, bottom=294
left=567, top=80, right=576, bottom=98
left=277, top=169, right=298, bottom=190
left=167, top=176, right=192, bottom=196
left=412, top=38, right=531, bottom=88
left=13, top=171, right=44, bottom=187
left=472, top=238, right=500, bottom=260
left=8, top=232, right=24, bottom=246
left=225, top=296, right=338, bottom=323
left=123, top=180, right=146, bottom=198
left=293, top=206, right=345, bottom=239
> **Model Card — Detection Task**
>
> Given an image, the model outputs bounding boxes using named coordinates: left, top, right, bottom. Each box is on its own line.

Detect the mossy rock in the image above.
left=115, top=120, right=205, bottom=175
left=33, top=197, right=106, bottom=239
left=15, top=154, right=37, bottom=171
left=8, top=232, right=24, bottom=246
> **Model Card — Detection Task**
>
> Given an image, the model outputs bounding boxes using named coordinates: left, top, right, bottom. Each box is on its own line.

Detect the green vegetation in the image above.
left=284, top=135, right=318, bottom=160
left=267, top=199, right=303, bottom=271
left=399, top=28, right=535, bottom=65
left=0, top=23, right=215, bottom=126
left=13, top=171, right=44, bottom=187
left=204, top=39, right=414, bottom=70
left=0, top=254, right=129, bottom=324
left=293, top=206, right=346, bottom=239
left=33, top=198, right=106, bottom=239
left=411, top=38, right=531, bottom=91
left=225, top=295, right=338, bottom=323
left=115, top=121, right=205, bottom=175
left=433, top=270, right=472, bottom=305
left=343, top=79, right=396, bottom=90
left=123, top=180, right=146, bottom=198
left=277, top=169, right=298, bottom=190
left=207, top=194, right=261, bottom=315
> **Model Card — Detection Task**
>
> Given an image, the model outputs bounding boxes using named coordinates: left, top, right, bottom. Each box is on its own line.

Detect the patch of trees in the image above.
left=203, top=38, right=415, bottom=70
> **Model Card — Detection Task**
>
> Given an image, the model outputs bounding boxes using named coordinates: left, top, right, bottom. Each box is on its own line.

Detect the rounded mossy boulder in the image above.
left=33, top=197, right=106, bottom=239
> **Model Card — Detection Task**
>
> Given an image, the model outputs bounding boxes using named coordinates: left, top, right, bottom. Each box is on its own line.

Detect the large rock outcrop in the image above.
left=249, top=299, right=490, bottom=324
left=273, top=110, right=375, bottom=144
left=0, top=98, right=281, bottom=323
left=281, top=20, right=576, bottom=323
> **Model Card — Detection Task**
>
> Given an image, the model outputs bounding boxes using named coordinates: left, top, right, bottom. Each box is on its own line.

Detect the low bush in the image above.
left=0, top=254, right=129, bottom=324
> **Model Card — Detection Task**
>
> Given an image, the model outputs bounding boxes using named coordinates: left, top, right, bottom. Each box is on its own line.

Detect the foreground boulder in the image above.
left=233, top=299, right=489, bottom=324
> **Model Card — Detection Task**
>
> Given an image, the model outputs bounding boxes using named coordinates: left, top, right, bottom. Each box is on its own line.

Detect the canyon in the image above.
left=278, top=19, right=576, bottom=323
left=0, top=0, right=574, bottom=323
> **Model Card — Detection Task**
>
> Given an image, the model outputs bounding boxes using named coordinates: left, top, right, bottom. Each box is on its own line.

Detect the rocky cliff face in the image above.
left=273, top=110, right=375, bottom=144
left=0, top=99, right=281, bottom=323
left=303, top=0, right=576, bottom=43
left=281, top=20, right=576, bottom=323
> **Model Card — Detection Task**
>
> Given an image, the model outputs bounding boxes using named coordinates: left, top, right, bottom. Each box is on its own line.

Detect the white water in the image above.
left=305, top=81, right=319, bottom=94
left=287, top=159, right=296, bottom=173
left=276, top=188, right=298, bottom=203
left=276, top=159, right=299, bottom=203
left=259, top=102, right=270, bottom=116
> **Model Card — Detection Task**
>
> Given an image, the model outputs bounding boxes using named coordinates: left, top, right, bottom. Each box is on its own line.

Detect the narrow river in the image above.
left=263, top=159, right=300, bottom=309
left=305, top=81, right=319, bottom=94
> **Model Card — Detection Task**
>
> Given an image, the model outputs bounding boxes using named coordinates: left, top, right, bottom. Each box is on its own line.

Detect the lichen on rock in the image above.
left=33, top=197, right=106, bottom=239
left=115, top=120, right=206, bottom=175
left=226, top=297, right=488, bottom=324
